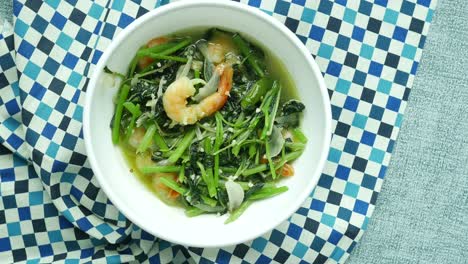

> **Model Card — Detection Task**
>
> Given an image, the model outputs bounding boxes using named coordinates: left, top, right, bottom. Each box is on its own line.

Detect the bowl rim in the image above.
left=83, top=0, right=332, bottom=247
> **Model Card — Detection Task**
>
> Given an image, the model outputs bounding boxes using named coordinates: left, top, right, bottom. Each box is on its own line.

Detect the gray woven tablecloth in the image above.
left=349, top=0, right=468, bottom=263
left=0, top=1, right=11, bottom=23
left=1, top=0, right=467, bottom=263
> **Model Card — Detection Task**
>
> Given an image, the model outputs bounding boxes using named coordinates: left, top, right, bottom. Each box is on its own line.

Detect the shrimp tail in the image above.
left=194, top=66, right=233, bottom=119
left=218, top=66, right=233, bottom=96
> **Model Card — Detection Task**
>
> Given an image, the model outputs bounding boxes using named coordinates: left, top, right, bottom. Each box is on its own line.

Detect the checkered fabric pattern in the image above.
left=0, top=0, right=436, bottom=263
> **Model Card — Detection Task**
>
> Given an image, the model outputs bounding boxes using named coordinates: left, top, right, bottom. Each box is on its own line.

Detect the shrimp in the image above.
left=134, top=154, right=181, bottom=200
left=207, top=32, right=239, bottom=63
left=153, top=173, right=180, bottom=201
left=163, top=65, right=233, bottom=125
left=278, top=163, right=295, bottom=177
left=129, top=127, right=146, bottom=149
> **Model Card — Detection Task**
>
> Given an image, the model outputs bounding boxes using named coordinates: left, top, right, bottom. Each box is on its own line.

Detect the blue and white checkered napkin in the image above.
left=0, top=0, right=435, bottom=263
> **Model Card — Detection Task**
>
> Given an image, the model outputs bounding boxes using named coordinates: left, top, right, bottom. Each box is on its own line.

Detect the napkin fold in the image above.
left=0, top=0, right=436, bottom=263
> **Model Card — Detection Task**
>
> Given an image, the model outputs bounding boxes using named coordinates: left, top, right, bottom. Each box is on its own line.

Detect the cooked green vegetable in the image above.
left=153, top=126, right=169, bottom=152
left=185, top=207, right=205, bottom=217
left=137, top=42, right=178, bottom=56
left=292, top=128, right=308, bottom=144
left=232, top=33, right=265, bottom=77
left=141, top=165, right=181, bottom=174
left=137, top=124, right=156, bottom=153
left=275, top=100, right=306, bottom=128
left=142, top=54, right=189, bottom=63
left=248, top=186, right=288, bottom=200
left=241, top=78, right=273, bottom=109
left=167, top=129, right=196, bottom=164
left=123, top=102, right=141, bottom=141
left=225, top=200, right=252, bottom=224
left=112, top=84, right=131, bottom=144
left=110, top=28, right=308, bottom=223
left=159, top=177, right=188, bottom=194
left=140, top=37, right=192, bottom=73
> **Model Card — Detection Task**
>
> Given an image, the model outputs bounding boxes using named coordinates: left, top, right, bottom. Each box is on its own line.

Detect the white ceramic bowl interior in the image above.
left=84, top=1, right=331, bottom=247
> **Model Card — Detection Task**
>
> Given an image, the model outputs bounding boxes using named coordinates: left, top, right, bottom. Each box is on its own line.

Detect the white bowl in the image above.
left=84, top=0, right=331, bottom=248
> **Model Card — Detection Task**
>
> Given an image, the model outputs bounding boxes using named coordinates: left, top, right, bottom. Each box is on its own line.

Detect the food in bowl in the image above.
left=107, top=28, right=308, bottom=223
left=85, top=0, right=331, bottom=247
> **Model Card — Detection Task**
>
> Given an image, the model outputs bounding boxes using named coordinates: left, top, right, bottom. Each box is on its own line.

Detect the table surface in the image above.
left=1, top=0, right=467, bottom=263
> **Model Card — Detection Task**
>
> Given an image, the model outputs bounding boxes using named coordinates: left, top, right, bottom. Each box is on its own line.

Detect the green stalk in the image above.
left=241, top=78, right=273, bottom=109
left=142, top=54, right=188, bottom=63
left=201, top=195, right=217, bottom=207
left=232, top=144, right=241, bottom=157
left=123, top=102, right=141, bottom=116
left=159, top=177, right=188, bottom=194
left=255, top=148, right=260, bottom=164
left=197, top=162, right=214, bottom=197
left=112, top=84, right=131, bottom=144
left=263, top=82, right=281, bottom=138
left=284, top=142, right=306, bottom=151
left=153, top=126, right=169, bottom=152
left=218, top=112, right=250, bottom=128
left=275, top=151, right=303, bottom=170
left=234, top=159, right=248, bottom=178
left=234, top=112, right=245, bottom=126
left=214, top=113, right=223, bottom=189
left=185, top=207, right=205, bottom=217
left=196, top=123, right=216, bottom=133
left=203, top=137, right=212, bottom=154
left=218, top=180, right=251, bottom=190
left=127, top=57, right=139, bottom=78
left=157, top=38, right=192, bottom=56
left=248, top=143, right=257, bottom=158
left=123, top=102, right=141, bottom=141
left=206, top=168, right=217, bottom=197
left=232, top=34, right=264, bottom=77
left=265, top=138, right=277, bottom=179
left=259, top=83, right=281, bottom=139
left=178, top=165, right=186, bottom=183
left=282, top=151, right=303, bottom=163
left=141, top=38, right=192, bottom=73
left=213, top=155, right=220, bottom=186
left=140, top=165, right=181, bottom=174
left=136, top=61, right=176, bottom=79
left=242, top=164, right=268, bottom=176
left=212, top=141, right=236, bottom=155
left=248, top=186, right=288, bottom=200
left=137, top=42, right=177, bottom=56
left=225, top=200, right=253, bottom=224
left=292, top=128, right=308, bottom=144
left=167, top=128, right=196, bottom=164
left=243, top=151, right=303, bottom=176
left=225, top=129, right=255, bottom=156
left=124, top=116, right=137, bottom=142
left=197, top=161, right=208, bottom=179
left=219, top=167, right=238, bottom=174
left=136, top=124, right=156, bottom=153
